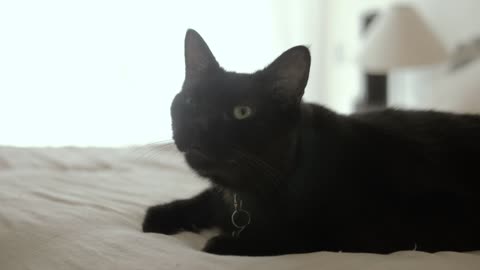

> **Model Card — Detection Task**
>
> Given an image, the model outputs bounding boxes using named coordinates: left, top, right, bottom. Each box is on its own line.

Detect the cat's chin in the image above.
left=191, top=167, right=237, bottom=188
left=184, top=149, right=215, bottom=169
left=183, top=148, right=248, bottom=189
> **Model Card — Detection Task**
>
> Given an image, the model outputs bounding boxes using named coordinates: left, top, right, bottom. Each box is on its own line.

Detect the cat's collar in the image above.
left=231, top=193, right=251, bottom=237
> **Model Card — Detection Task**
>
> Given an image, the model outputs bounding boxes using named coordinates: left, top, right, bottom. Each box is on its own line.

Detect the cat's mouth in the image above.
left=183, top=146, right=238, bottom=179
left=185, top=147, right=209, bottom=162
left=184, top=146, right=217, bottom=171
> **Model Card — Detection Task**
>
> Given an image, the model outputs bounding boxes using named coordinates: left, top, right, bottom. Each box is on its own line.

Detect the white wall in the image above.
left=269, top=0, right=327, bottom=104
left=6, top=0, right=476, bottom=146
left=0, top=0, right=326, bottom=147
left=323, top=0, right=480, bottom=114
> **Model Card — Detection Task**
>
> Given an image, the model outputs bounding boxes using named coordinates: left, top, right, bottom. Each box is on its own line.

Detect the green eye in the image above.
left=233, top=105, right=252, bottom=120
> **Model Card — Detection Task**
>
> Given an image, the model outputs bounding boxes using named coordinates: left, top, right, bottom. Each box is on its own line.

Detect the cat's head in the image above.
left=171, top=29, right=310, bottom=190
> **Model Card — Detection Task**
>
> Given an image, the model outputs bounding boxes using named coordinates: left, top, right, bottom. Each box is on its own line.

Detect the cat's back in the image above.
left=347, top=108, right=480, bottom=194
left=297, top=106, right=480, bottom=253
left=351, top=108, right=480, bottom=146
left=301, top=104, right=480, bottom=147
left=300, top=104, right=480, bottom=191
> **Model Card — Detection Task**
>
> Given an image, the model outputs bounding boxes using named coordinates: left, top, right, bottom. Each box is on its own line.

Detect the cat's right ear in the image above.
left=184, top=29, right=219, bottom=80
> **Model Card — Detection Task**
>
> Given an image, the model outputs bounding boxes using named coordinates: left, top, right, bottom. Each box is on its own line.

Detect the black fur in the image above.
left=142, top=29, right=480, bottom=256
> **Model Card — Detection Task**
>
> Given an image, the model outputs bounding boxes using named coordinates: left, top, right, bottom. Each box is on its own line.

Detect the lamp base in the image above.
left=355, top=73, right=388, bottom=113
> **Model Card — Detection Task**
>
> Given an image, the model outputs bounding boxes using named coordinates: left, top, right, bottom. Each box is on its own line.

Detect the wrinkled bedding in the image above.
left=1, top=146, right=479, bottom=270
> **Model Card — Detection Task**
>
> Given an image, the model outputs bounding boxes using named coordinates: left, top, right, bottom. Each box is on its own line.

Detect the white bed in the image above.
left=1, top=146, right=480, bottom=270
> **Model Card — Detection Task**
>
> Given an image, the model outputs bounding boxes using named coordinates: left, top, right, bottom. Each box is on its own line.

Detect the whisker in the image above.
left=233, top=148, right=282, bottom=179
left=147, top=139, right=175, bottom=145
left=232, top=148, right=284, bottom=191
left=129, top=140, right=179, bottom=161
left=129, top=140, right=173, bottom=151
left=152, top=143, right=177, bottom=151
left=234, top=155, right=285, bottom=201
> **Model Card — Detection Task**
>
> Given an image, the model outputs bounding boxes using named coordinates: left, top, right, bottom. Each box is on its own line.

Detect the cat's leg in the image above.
left=142, top=187, right=227, bottom=234
left=202, top=230, right=299, bottom=256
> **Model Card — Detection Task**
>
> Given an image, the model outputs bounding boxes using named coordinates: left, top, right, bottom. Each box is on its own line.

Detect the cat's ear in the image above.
left=264, top=46, right=311, bottom=102
left=184, top=29, right=219, bottom=79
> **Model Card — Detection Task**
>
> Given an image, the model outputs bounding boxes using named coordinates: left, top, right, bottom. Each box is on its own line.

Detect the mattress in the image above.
left=1, top=146, right=480, bottom=270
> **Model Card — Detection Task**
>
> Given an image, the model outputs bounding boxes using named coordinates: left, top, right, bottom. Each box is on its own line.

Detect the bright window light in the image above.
left=0, top=0, right=324, bottom=147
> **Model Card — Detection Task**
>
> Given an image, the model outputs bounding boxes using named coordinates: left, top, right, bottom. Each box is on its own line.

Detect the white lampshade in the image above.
left=359, top=4, right=448, bottom=73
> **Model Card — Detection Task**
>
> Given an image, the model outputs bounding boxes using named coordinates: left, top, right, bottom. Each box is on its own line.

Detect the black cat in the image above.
left=142, top=29, right=480, bottom=256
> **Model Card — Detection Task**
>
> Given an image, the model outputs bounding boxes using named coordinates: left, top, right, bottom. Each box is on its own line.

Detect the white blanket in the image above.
left=1, top=146, right=480, bottom=270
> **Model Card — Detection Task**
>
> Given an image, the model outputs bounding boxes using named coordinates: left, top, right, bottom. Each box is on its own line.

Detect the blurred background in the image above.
left=1, top=0, right=480, bottom=147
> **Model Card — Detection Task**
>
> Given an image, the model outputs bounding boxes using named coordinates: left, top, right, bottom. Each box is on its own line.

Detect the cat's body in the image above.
left=142, top=29, right=480, bottom=256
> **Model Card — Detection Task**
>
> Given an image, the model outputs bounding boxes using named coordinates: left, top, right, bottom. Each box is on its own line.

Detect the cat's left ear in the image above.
left=264, top=46, right=311, bottom=102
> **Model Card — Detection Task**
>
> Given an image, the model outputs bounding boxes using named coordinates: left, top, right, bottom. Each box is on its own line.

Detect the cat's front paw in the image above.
left=142, top=203, right=187, bottom=235
left=203, top=234, right=287, bottom=256
left=203, top=235, right=240, bottom=255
